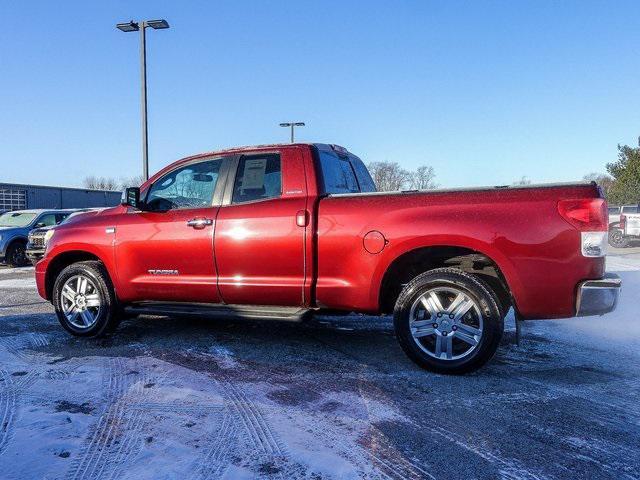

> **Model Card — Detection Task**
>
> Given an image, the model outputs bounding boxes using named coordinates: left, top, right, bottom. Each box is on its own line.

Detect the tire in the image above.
left=52, top=261, right=122, bottom=337
left=608, top=228, right=629, bottom=248
left=393, top=268, right=504, bottom=375
left=6, top=241, right=28, bottom=267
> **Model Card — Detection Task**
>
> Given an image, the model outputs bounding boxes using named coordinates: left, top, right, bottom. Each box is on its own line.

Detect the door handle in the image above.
left=296, top=210, right=309, bottom=227
left=187, top=218, right=213, bottom=229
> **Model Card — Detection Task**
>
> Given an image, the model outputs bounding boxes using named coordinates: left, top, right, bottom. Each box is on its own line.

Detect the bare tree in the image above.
left=83, top=176, right=120, bottom=191
left=583, top=172, right=614, bottom=197
left=409, top=165, right=438, bottom=190
left=368, top=161, right=411, bottom=191
left=119, top=175, right=145, bottom=189
left=368, top=161, right=438, bottom=191
left=513, top=176, right=532, bottom=186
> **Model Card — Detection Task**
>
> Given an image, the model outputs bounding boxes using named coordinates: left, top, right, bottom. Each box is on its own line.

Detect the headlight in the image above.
left=44, top=229, right=55, bottom=246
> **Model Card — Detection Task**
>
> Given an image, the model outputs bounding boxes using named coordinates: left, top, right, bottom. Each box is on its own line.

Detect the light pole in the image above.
left=279, top=122, right=305, bottom=143
left=116, top=19, right=170, bottom=181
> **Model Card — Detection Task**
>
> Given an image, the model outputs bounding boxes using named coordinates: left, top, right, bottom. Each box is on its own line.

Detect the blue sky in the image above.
left=1, top=0, right=639, bottom=188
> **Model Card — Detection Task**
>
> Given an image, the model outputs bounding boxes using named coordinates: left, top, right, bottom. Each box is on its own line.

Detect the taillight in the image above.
left=620, top=214, right=626, bottom=230
left=558, top=198, right=608, bottom=257
left=557, top=198, right=607, bottom=231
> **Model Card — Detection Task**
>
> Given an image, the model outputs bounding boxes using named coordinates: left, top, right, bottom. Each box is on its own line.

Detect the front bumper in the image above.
left=26, top=247, right=45, bottom=265
left=576, top=273, right=622, bottom=316
left=35, top=259, right=48, bottom=300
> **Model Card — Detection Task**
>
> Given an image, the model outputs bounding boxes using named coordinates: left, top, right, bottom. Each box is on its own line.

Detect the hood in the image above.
left=0, top=226, right=27, bottom=234
left=29, top=225, right=55, bottom=235
left=55, top=208, right=110, bottom=230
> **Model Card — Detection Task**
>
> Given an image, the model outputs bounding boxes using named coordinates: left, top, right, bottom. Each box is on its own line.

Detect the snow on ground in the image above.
left=0, top=255, right=639, bottom=479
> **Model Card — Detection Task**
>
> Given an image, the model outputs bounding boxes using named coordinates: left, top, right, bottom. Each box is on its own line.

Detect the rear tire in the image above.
left=609, top=228, right=629, bottom=248
left=6, top=241, right=28, bottom=267
left=393, top=268, right=504, bottom=374
left=53, top=261, right=122, bottom=337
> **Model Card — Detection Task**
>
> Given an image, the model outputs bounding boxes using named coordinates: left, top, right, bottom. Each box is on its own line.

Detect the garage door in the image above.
left=0, top=188, right=27, bottom=211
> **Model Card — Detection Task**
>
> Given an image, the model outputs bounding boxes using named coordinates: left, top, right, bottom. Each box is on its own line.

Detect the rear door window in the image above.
left=232, top=154, right=282, bottom=203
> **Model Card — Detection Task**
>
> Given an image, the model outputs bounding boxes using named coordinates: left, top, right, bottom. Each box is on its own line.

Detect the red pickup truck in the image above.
left=35, top=143, right=621, bottom=373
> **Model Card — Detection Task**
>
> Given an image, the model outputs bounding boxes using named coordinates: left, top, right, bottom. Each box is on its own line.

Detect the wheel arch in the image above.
left=377, top=243, right=517, bottom=315
left=6, top=235, right=28, bottom=249
left=44, top=250, right=107, bottom=301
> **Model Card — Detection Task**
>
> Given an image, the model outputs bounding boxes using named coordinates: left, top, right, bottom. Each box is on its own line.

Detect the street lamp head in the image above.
left=279, top=123, right=291, bottom=127
left=280, top=122, right=305, bottom=127
left=293, top=122, right=305, bottom=126
left=116, top=21, right=139, bottom=32
left=146, top=19, right=170, bottom=29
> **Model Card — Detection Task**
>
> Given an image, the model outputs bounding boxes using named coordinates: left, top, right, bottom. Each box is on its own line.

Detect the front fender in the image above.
left=37, top=228, right=116, bottom=301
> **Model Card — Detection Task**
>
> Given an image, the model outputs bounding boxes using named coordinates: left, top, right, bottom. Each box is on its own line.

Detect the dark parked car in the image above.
left=0, top=209, right=75, bottom=266
left=26, top=209, right=98, bottom=265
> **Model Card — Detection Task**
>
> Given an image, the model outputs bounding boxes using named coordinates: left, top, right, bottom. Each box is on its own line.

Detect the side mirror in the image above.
left=121, top=187, right=141, bottom=209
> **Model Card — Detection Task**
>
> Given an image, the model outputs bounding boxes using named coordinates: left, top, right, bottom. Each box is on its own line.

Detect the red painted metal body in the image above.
left=36, top=144, right=604, bottom=320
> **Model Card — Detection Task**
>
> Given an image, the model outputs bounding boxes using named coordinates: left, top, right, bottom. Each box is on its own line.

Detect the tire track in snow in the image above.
left=362, top=425, right=436, bottom=480
left=0, top=370, right=17, bottom=457
left=176, top=351, right=292, bottom=479
left=66, top=357, right=145, bottom=480
left=188, top=412, right=236, bottom=480
left=67, top=356, right=234, bottom=480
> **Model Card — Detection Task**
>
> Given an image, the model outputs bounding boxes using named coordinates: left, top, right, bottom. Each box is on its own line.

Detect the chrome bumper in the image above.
left=576, top=273, right=622, bottom=317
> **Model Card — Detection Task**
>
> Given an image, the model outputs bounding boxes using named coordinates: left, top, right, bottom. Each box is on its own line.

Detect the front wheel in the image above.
left=393, top=268, right=504, bottom=374
left=52, top=261, right=122, bottom=337
left=6, top=241, right=28, bottom=267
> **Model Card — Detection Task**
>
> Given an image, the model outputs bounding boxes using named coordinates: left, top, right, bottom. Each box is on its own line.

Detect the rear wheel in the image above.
left=53, top=261, right=122, bottom=337
left=6, top=241, right=28, bottom=267
left=393, top=268, right=504, bottom=374
left=609, top=228, right=629, bottom=248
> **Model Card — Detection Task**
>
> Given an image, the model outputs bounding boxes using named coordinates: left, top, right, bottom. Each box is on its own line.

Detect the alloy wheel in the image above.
left=408, top=287, right=484, bottom=361
left=60, top=274, right=102, bottom=329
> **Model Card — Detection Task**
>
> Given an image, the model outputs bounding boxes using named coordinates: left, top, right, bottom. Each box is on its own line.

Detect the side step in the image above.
left=124, top=302, right=313, bottom=322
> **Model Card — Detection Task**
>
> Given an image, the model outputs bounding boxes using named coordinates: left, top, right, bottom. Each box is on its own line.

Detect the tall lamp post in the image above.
left=279, top=122, right=305, bottom=143
left=116, top=19, right=170, bottom=181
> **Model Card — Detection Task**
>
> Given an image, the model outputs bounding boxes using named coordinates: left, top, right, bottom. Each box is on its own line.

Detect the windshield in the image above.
left=0, top=212, right=37, bottom=227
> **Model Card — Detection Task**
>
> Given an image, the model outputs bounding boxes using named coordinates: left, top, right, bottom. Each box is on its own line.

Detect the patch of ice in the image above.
left=0, top=266, right=34, bottom=275
left=0, top=278, right=36, bottom=289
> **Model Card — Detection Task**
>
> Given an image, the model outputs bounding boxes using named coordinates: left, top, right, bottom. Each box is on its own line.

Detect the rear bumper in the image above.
left=576, top=273, right=621, bottom=317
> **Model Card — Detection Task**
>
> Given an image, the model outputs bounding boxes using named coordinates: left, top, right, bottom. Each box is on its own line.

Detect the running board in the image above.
left=124, top=302, right=313, bottom=322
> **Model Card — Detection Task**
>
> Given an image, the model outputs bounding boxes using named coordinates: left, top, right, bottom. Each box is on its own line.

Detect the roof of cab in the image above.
left=143, top=143, right=351, bottom=188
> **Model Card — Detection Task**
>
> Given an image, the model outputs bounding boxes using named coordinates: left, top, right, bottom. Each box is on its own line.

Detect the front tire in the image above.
left=6, top=241, right=28, bottom=267
left=52, top=261, right=122, bottom=337
left=393, top=268, right=504, bottom=374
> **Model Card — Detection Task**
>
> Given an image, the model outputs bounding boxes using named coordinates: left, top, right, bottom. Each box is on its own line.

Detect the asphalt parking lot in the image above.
left=0, top=254, right=639, bottom=480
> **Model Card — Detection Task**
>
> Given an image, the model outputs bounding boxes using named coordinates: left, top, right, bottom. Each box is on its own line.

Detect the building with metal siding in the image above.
left=0, top=183, right=121, bottom=211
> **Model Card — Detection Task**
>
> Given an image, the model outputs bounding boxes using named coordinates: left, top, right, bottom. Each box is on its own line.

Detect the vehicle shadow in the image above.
left=0, top=310, right=522, bottom=380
